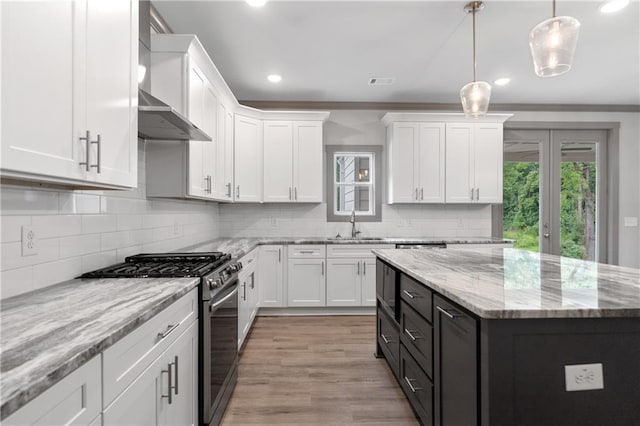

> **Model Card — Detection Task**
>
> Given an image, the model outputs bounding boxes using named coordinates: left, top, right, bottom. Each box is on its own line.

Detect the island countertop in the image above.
left=0, top=277, right=199, bottom=420
left=373, top=248, right=640, bottom=319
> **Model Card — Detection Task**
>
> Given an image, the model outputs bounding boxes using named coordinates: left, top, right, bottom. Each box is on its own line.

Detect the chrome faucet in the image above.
left=350, top=209, right=361, bottom=238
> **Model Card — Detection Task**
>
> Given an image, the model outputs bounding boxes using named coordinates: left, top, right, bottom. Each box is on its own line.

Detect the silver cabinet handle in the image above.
left=278, top=248, right=281, bottom=262
left=289, top=187, right=292, bottom=200
left=404, top=376, right=422, bottom=393
left=157, top=323, right=180, bottom=340
left=381, top=333, right=391, bottom=344
left=299, top=250, right=315, bottom=254
left=92, top=134, right=101, bottom=173
left=236, top=185, right=240, bottom=198
left=415, top=188, right=419, bottom=200
left=79, top=130, right=91, bottom=171
left=403, top=290, right=416, bottom=299
left=242, top=281, right=247, bottom=301
left=420, top=188, right=424, bottom=200
left=363, top=262, right=366, bottom=275
left=321, top=261, right=324, bottom=276
left=476, top=188, right=479, bottom=200
left=357, top=261, right=361, bottom=275
left=162, top=364, right=173, bottom=404
left=173, top=355, right=179, bottom=395
left=436, top=305, right=456, bottom=319
left=295, top=187, right=298, bottom=200
left=404, top=329, right=422, bottom=341
left=470, top=188, right=474, bottom=201
left=226, top=183, right=232, bottom=197
left=210, top=287, right=238, bottom=310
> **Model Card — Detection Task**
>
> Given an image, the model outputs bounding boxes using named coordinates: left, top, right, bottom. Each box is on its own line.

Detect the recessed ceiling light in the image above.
left=267, top=74, right=282, bottom=83
left=246, top=0, right=267, bottom=7
left=494, top=77, right=511, bottom=86
left=599, top=0, right=629, bottom=13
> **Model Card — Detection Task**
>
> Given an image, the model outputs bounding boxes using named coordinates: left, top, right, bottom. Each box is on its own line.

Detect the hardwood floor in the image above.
left=222, top=316, right=418, bottom=425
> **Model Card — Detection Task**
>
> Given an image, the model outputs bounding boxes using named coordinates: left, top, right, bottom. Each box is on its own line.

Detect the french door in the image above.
left=502, top=129, right=608, bottom=262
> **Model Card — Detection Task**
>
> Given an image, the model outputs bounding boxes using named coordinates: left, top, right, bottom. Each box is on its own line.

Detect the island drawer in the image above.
left=376, top=260, right=398, bottom=321
left=400, top=301, right=433, bottom=379
left=377, top=306, right=400, bottom=377
left=102, top=287, right=198, bottom=407
left=288, top=244, right=326, bottom=258
left=400, top=345, right=434, bottom=426
left=400, top=273, right=433, bottom=323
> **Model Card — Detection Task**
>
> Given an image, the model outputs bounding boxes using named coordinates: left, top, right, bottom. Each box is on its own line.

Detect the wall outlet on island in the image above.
left=564, top=363, right=604, bottom=391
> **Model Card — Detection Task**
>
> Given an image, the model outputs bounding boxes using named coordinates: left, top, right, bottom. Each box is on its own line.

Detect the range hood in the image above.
left=138, top=89, right=212, bottom=141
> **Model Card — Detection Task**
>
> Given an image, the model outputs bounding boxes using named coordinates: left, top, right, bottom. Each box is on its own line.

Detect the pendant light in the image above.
left=460, top=1, right=491, bottom=118
left=529, top=0, right=581, bottom=77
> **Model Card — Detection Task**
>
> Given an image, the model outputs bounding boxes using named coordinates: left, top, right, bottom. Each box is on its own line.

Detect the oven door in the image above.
left=201, top=280, right=238, bottom=425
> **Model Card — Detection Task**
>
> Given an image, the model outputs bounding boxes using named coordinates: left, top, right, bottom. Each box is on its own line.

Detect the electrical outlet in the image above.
left=21, top=225, right=38, bottom=256
left=565, top=363, right=604, bottom=391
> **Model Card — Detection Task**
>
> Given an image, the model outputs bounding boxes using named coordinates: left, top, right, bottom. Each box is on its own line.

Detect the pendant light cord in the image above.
left=553, top=0, right=556, bottom=17
left=472, top=4, right=477, bottom=81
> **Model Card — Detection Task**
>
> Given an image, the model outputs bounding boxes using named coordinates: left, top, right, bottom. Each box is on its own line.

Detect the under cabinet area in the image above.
left=1, top=0, right=138, bottom=188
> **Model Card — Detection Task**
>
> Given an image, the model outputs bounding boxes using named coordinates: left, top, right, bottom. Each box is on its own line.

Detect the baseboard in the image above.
left=258, top=307, right=376, bottom=316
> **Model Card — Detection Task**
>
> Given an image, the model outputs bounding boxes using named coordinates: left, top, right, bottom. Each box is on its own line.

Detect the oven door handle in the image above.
left=209, top=286, right=239, bottom=311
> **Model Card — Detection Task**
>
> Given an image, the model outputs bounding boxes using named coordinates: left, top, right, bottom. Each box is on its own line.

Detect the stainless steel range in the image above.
left=81, top=252, right=241, bottom=426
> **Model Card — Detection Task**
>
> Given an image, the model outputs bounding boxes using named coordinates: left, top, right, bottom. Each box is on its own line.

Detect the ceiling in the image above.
left=153, top=0, right=640, bottom=106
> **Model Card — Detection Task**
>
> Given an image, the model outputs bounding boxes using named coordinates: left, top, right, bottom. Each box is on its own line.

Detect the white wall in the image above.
left=0, top=141, right=220, bottom=299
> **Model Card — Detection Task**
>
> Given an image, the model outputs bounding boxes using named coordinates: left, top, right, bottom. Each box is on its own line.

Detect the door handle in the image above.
left=79, top=130, right=91, bottom=171
left=289, top=187, right=292, bottom=200
left=295, top=187, right=298, bottom=200
left=162, top=364, right=173, bottom=404
left=173, top=355, right=179, bottom=395
left=404, top=329, right=422, bottom=341
left=321, top=261, right=324, bottom=276
left=476, top=188, right=479, bottom=200
left=236, top=185, right=240, bottom=199
left=420, top=188, right=424, bottom=200
left=415, top=188, right=419, bottom=200
left=278, top=248, right=281, bottom=262
left=381, top=333, right=391, bottom=344
left=402, top=290, right=416, bottom=299
left=157, top=323, right=180, bottom=340
left=226, top=183, right=232, bottom=197
left=91, top=134, right=101, bottom=174
left=436, top=305, right=456, bottom=319
left=357, top=261, right=360, bottom=275
left=363, top=262, right=366, bottom=275
left=470, top=188, right=474, bottom=201
left=404, top=376, right=422, bottom=393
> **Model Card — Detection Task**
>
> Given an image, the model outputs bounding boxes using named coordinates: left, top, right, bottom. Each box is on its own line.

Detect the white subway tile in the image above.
left=116, top=245, right=143, bottom=261
left=82, top=215, right=117, bottom=234
left=1, top=239, right=59, bottom=271
left=1, top=266, right=34, bottom=299
left=33, top=257, right=82, bottom=291
left=117, top=214, right=143, bottom=231
left=60, top=234, right=101, bottom=258
left=101, top=229, right=153, bottom=251
left=1, top=216, right=32, bottom=243
left=32, top=215, right=82, bottom=239
left=59, top=193, right=101, bottom=214
left=82, top=250, right=118, bottom=273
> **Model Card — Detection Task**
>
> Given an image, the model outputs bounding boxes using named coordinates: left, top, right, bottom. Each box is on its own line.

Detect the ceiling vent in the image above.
left=369, top=77, right=395, bottom=86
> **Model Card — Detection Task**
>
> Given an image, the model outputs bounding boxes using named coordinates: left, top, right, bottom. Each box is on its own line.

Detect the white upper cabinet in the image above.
left=1, top=0, right=138, bottom=188
left=445, top=122, right=504, bottom=203
left=213, top=102, right=234, bottom=201
left=263, top=120, right=323, bottom=203
left=383, top=113, right=510, bottom=205
left=234, top=114, right=263, bottom=202
left=387, top=122, right=445, bottom=203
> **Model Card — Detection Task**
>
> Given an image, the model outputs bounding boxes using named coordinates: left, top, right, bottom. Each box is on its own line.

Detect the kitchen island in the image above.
left=373, top=248, right=640, bottom=426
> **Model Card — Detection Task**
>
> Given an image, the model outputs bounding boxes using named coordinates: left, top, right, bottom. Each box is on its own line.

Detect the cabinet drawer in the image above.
left=377, top=307, right=400, bottom=378
left=239, top=248, right=258, bottom=276
left=288, top=244, right=326, bottom=258
left=376, top=260, right=398, bottom=320
left=103, top=287, right=198, bottom=407
left=4, top=356, right=101, bottom=426
left=400, top=345, right=434, bottom=426
left=401, top=301, right=433, bottom=379
left=400, top=273, right=433, bottom=323
left=327, top=244, right=392, bottom=258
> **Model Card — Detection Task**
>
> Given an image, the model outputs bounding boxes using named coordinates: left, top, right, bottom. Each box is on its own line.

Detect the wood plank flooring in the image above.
left=221, top=316, right=418, bottom=425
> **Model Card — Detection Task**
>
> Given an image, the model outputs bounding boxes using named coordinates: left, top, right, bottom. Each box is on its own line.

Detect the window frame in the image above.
left=333, top=151, right=375, bottom=216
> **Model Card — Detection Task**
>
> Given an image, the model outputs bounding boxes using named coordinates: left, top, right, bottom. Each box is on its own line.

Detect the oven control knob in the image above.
left=207, top=278, right=222, bottom=290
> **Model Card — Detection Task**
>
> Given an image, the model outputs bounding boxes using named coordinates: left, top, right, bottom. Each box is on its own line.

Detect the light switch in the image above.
left=623, top=217, right=638, bottom=227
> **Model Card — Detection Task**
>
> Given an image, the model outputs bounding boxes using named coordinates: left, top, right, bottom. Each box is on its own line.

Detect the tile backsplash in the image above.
left=219, top=203, right=491, bottom=239
left=0, top=142, right=220, bottom=300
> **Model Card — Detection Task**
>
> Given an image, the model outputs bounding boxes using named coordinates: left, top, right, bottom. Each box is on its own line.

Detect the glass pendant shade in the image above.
left=529, top=16, right=581, bottom=77
left=460, top=81, right=491, bottom=118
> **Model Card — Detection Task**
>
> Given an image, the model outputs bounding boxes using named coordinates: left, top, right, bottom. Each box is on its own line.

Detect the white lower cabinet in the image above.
left=362, top=258, right=377, bottom=306
left=238, top=249, right=259, bottom=348
left=258, top=245, right=285, bottom=307
left=287, top=258, right=326, bottom=307
left=326, top=257, right=376, bottom=307
left=3, top=356, right=102, bottom=426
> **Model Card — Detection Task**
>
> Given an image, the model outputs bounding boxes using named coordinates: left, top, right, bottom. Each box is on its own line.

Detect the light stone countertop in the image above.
left=181, top=236, right=512, bottom=259
left=373, top=247, right=640, bottom=319
left=0, top=277, right=199, bottom=420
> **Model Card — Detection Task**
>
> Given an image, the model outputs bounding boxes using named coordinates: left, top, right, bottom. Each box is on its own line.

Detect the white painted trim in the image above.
left=381, top=112, right=513, bottom=126
left=258, top=307, right=375, bottom=316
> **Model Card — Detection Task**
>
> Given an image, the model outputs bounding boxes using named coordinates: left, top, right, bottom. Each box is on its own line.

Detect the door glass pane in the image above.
left=560, top=143, right=597, bottom=261
left=503, top=142, right=541, bottom=252
left=335, top=185, right=371, bottom=214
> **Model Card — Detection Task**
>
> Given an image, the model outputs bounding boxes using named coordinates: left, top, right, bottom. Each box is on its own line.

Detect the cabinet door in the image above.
left=445, top=123, right=474, bottom=203
left=326, top=258, right=360, bottom=306
left=87, top=0, right=137, bottom=187
left=293, top=121, right=323, bottom=202
left=263, top=121, right=294, bottom=202
left=238, top=274, right=251, bottom=347
left=434, top=295, right=478, bottom=426
left=161, top=322, right=198, bottom=426
left=1, top=1, right=86, bottom=182
left=201, top=83, right=218, bottom=199
left=417, top=123, right=446, bottom=203
left=361, top=258, right=377, bottom=306
left=388, top=123, right=418, bottom=203
left=474, top=123, right=503, bottom=203
left=258, top=245, right=285, bottom=307
left=224, top=108, right=235, bottom=200
left=186, top=65, right=206, bottom=198
left=215, top=103, right=231, bottom=200
left=103, top=354, right=162, bottom=426
left=234, top=115, right=263, bottom=202
left=287, top=259, right=326, bottom=307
